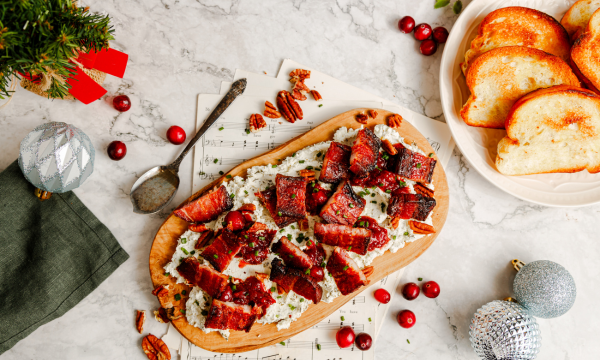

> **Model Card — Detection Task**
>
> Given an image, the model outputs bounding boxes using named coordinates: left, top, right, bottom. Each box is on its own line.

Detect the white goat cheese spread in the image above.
left=164, top=125, right=434, bottom=337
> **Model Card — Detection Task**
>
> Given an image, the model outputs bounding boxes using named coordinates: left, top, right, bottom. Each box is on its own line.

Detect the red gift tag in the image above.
left=93, top=48, right=128, bottom=78
left=67, top=67, right=107, bottom=104
left=17, top=71, right=42, bottom=84
left=74, top=50, right=99, bottom=69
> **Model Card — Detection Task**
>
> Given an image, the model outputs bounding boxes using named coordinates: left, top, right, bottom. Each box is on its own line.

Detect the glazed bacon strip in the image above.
left=314, top=223, right=371, bottom=255
left=303, top=240, right=326, bottom=268
left=174, top=185, right=233, bottom=223
left=256, top=188, right=298, bottom=228
left=326, top=247, right=369, bottom=295
left=201, top=229, right=243, bottom=272
left=319, top=142, right=352, bottom=183
left=204, top=299, right=257, bottom=333
left=231, top=276, right=276, bottom=318
left=176, top=257, right=229, bottom=299
left=271, top=237, right=313, bottom=270
left=276, top=174, right=308, bottom=219
left=387, top=193, right=436, bottom=222
left=238, top=222, right=276, bottom=265
left=349, top=128, right=381, bottom=178
left=319, top=180, right=365, bottom=226
left=390, top=144, right=437, bottom=184
left=270, top=258, right=323, bottom=304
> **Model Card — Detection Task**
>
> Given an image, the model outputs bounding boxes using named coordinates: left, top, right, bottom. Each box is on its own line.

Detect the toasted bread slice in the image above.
left=571, top=9, right=600, bottom=94
left=561, top=0, right=600, bottom=40
left=462, top=7, right=571, bottom=74
left=496, top=85, right=600, bottom=175
left=461, top=46, right=580, bottom=129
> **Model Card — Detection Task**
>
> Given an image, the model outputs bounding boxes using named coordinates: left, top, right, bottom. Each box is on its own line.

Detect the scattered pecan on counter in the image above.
left=310, top=90, right=322, bottom=101
left=409, top=221, right=435, bottom=234
left=264, top=101, right=281, bottom=119
left=356, top=113, right=368, bottom=124
left=276, top=90, right=303, bottom=123
left=249, top=113, right=267, bottom=133
left=368, top=109, right=378, bottom=119
left=289, top=69, right=311, bottom=101
left=136, top=310, right=146, bottom=334
left=388, top=114, right=403, bottom=128
left=142, top=334, right=171, bottom=360
left=153, top=308, right=170, bottom=323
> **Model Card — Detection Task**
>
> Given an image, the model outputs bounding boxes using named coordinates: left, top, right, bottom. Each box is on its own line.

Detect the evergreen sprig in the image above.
left=0, top=0, right=115, bottom=99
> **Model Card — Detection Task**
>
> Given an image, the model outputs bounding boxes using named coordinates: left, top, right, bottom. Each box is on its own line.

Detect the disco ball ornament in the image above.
left=469, top=300, right=541, bottom=360
left=513, top=260, right=576, bottom=319
left=19, top=122, right=95, bottom=200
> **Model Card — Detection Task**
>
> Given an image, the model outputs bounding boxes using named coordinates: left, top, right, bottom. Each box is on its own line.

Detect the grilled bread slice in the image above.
left=461, top=46, right=580, bottom=129
left=461, top=7, right=571, bottom=74
left=561, top=0, right=600, bottom=40
left=571, top=8, right=600, bottom=94
left=496, top=85, right=600, bottom=175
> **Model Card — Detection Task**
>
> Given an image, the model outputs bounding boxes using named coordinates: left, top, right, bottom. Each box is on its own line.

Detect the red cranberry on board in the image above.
left=309, top=266, right=324, bottom=282
left=432, top=27, right=449, bottom=43
left=374, top=288, right=391, bottom=304
left=397, top=310, right=416, bottom=328
left=167, top=125, right=187, bottom=145
left=107, top=141, right=127, bottom=161
left=422, top=281, right=440, bottom=298
left=113, top=95, right=131, bottom=112
left=420, top=39, right=438, bottom=56
left=355, top=333, right=373, bottom=351
left=414, top=23, right=432, bottom=41
left=336, top=326, right=356, bottom=348
left=224, top=211, right=246, bottom=231
left=219, top=286, right=233, bottom=302
left=398, top=16, right=415, bottom=33
left=402, top=282, right=420, bottom=300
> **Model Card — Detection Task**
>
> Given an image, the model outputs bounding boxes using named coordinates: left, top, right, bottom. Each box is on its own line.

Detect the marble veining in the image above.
left=1, top=0, right=599, bottom=359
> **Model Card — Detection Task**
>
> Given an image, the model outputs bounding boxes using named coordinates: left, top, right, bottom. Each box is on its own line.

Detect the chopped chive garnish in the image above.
left=181, top=238, right=187, bottom=244
left=299, top=160, right=305, bottom=163
left=259, top=236, right=265, bottom=240
left=288, top=304, right=296, bottom=310
left=271, top=286, right=276, bottom=292
left=280, top=342, right=286, bottom=346
left=289, top=255, right=294, bottom=258
left=232, top=285, right=236, bottom=290
left=182, top=290, right=187, bottom=295
left=292, top=153, right=296, bottom=157
left=360, top=221, right=365, bottom=226
left=416, top=163, right=422, bottom=168
left=226, top=174, right=232, bottom=179
left=398, top=181, right=407, bottom=187
left=287, top=234, right=292, bottom=240
left=321, top=261, right=326, bottom=267
left=343, top=214, right=347, bottom=218
left=317, top=152, right=322, bottom=157
left=378, top=183, right=384, bottom=187
left=277, top=296, right=282, bottom=299
left=181, top=247, right=189, bottom=255
left=305, top=269, right=310, bottom=275
left=343, top=265, right=349, bottom=271
left=272, top=164, right=277, bottom=168
left=385, top=189, right=391, bottom=193
left=213, top=158, right=218, bottom=163
left=244, top=190, right=248, bottom=195
left=341, top=316, right=345, bottom=321
left=249, top=242, right=255, bottom=247
left=255, top=250, right=259, bottom=256
left=368, top=317, right=372, bottom=322
left=371, top=193, right=376, bottom=197
left=291, top=194, right=296, bottom=199
left=317, top=344, right=322, bottom=350
left=359, top=191, right=366, bottom=197
left=194, top=300, right=200, bottom=306
left=347, top=246, right=352, bottom=250
left=228, top=250, right=232, bottom=254
left=349, top=204, right=354, bottom=208
left=418, top=277, right=423, bottom=281
left=404, top=231, right=409, bottom=236
left=318, top=104, right=323, bottom=108
left=219, top=171, right=224, bottom=175
left=371, top=200, right=377, bottom=204
left=244, top=235, right=249, bottom=239
left=201, top=310, right=208, bottom=316
left=164, top=272, right=170, bottom=277
left=219, top=126, right=224, bottom=131
left=291, top=225, right=295, bottom=229
left=245, top=129, right=250, bottom=134
left=393, top=235, right=397, bottom=240
left=213, top=254, right=219, bottom=259
left=278, top=211, right=282, bottom=216
left=428, top=153, right=434, bottom=157
left=190, top=250, right=195, bottom=255
left=336, top=210, right=340, bottom=215
left=407, top=339, right=410, bottom=344
left=300, top=298, right=305, bottom=302
left=230, top=193, right=235, bottom=198
left=174, top=294, right=181, bottom=301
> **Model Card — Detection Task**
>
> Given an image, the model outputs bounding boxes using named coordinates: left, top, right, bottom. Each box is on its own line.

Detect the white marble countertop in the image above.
left=1, top=0, right=599, bottom=359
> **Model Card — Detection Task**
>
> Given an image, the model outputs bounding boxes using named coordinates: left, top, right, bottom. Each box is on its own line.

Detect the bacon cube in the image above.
left=319, top=142, right=352, bottom=183
left=256, top=188, right=298, bottom=228
left=313, top=223, right=371, bottom=255
left=390, top=144, right=437, bottom=184
left=326, top=247, right=369, bottom=295
left=387, top=193, right=436, bottom=221
left=276, top=174, right=308, bottom=218
left=270, top=258, right=323, bottom=304
left=319, top=180, right=365, bottom=226
left=349, top=128, right=381, bottom=178
left=176, top=257, right=229, bottom=299
left=271, top=236, right=313, bottom=270
left=204, top=299, right=257, bottom=332
left=174, top=185, right=233, bottom=223
left=201, top=229, right=243, bottom=272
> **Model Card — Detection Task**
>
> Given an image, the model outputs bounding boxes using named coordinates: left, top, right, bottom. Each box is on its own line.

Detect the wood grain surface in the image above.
left=149, top=108, right=449, bottom=353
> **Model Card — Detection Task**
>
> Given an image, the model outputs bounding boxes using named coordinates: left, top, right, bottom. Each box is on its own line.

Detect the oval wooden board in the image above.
left=149, top=108, right=449, bottom=353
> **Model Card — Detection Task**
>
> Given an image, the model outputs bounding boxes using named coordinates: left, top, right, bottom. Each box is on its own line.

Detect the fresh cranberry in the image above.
left=167, top=125, right=186, bottom=145
left=309, top=267, right=324, bottom=282
left=219, top=286, right=233, bottom=302
left=414, top=23, right=432, bottom=41
left=422, top=281, right=440, bottom=298
left=402, top=282, right=420, bottom=300
left=374, top=288, right=391, bottom=304
left=397, top=310, right=416, bottom=328
left=355, top=333, right=372, bottom=351
left=113, top=95, right=131, bottom=112
left=420, top=39, right=438, bottom=56
left=336, top=326, right=355, bottom=348
left=398, top=16, right=415, bottom=34
left=224, top=211, right=246, bottom=231
left=107, top=141, right=127, bottom=161
left=432, top=27, right=449, bottom=43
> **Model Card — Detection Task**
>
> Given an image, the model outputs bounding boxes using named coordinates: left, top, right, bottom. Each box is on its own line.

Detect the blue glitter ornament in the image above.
left=19, top=122, right=95, bottom=196
left=513, top=260, right=576, bottom=319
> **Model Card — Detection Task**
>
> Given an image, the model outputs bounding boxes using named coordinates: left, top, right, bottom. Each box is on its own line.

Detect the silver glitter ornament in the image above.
left=469, top=300, right=541, bottom=360
left=19, top=122, right=95, bottom=194
left=513, top=260, right=576, bottom=319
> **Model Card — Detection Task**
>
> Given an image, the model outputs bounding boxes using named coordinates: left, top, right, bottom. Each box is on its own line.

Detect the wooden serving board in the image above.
left=149, top=108, right=449, bottom=353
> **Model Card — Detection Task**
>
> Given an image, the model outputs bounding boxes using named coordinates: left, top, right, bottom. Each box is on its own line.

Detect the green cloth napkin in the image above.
left=0, top=160, right=129, bottom=355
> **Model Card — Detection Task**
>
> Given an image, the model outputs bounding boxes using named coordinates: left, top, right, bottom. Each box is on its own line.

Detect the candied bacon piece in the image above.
left=231, top=276, right=276, bottom=318
left=355, top=216, right=390, bottom=251
left=271, top=236, right=313, bottom=270
left=276, top=174, right=308, bottom=218
left=387, top=193, right=436, bottom=222
left=350, top=169, right=403, bottom=194
left=204, top=299, right=257, bottom=332
left=319, top=180, right=365, bottom=226
left=305, top=181, right=331, bottom=215
left=326, top=247, right=369, bottom=295
left=201, top=229, right=243, bottom=272
left=349, top=128, right=381, bottom=178
left=238, top=222, right=276, bottom=265
left=176, top=257, right=229, bottom=299
left=174, top=185, right=233, bottom=223
left=256, top=188, right=298, bottom=228
left=303, top=239, right=326, bottom=267
left=270, top=258, right=323, bottom=304
left=314, top=223, right=371, bottom=255
left=390, top=144, right=437, bottom=184
left=319, top=142, right=352, bottom=183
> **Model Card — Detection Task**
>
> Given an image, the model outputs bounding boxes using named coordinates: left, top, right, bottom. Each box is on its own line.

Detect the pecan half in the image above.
left=362, top=266, right=374, bottom=278
left=194, top=230, right=214, bottom=250
left=390, top=216, right=401, bottom=230
left=249, top=113, right=267, bottom=133
left=154, top=308, right=170, bottom=323
left=264, top=101, right=281, bottom=119
left=136, top=310, right=146, bottom=334
left=368, top=109, right=378, bottom=119
left=356, top=113, right=368, bottom=124
left=290, top=69, right=311, bottom=82
left=381, top=139, right=398, bottom=156
left=164, top=306, right=183, bottom=321
left=409, top=221, right=435, bottom=234
left=255, top=272, right=269, bottom=282
left=310, top=90, right=322, bottom=101
left=277, top=284, right=286, bottom=294
left=413, top=183, right=434, bottom=197
left=292, top=88, right=308, bottom=101
left=388, top=114, right=403, bottom=128
left=142, top=334, right=171, bottom=360
left=276, top=91, right=303, bottom=123
left=238, top=203, right=256, bottom=213
left=298, top=218, right=309, bottom=231
left=290, top=69, right=311, bottom=101
left=188, top=223, right=208, bottom=232
left=151, top=285, right=169, bottom=298
left=299, top=169, right=316, bottom=181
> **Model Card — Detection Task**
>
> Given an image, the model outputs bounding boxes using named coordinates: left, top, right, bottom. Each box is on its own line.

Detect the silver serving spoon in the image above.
left=130, top=78, right=247, bottom=214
